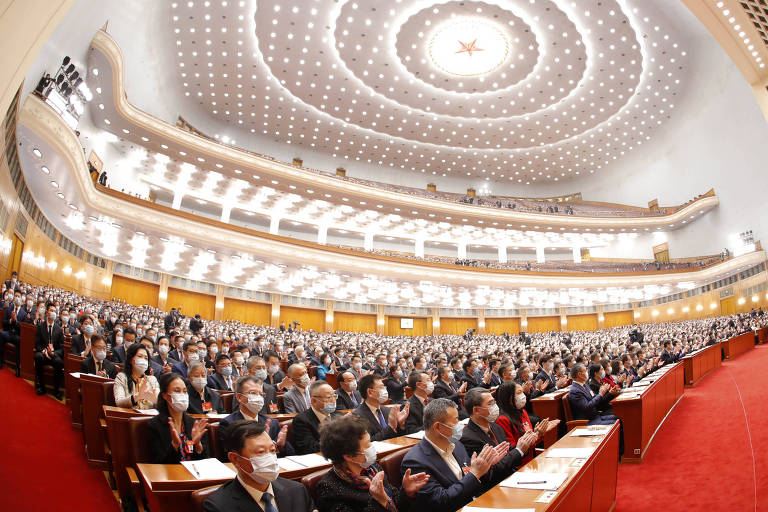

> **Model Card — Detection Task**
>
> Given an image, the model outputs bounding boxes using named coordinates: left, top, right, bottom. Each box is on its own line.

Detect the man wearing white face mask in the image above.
left=335, top=370, right=363, bottom=410
left=460, top=388, right=537, bottom=489
left=171, top=342, right=202, bottom=378
left=217, top=377, right=292, bottom=462
left=352, top=374, right=409, bottom=441
left=292, top=381, right=343, bottom=455
left=405, top=371, right=434, bottom=434
left=205, top=420, right=313, bottom=512
left=282, top=364, right=313, bottom=413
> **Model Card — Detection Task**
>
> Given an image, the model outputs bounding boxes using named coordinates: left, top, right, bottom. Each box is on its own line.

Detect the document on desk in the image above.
left=500, top=472, right=569, bottom=491
left=277, top=457, right=306, bottom=472
left=69, top=372, right=81, bottom=379
left=205, top=413, right=229, bottom=419
left=544, top=447, right=595, bottom=459
left=463, top=507, right=536, bottom=512
left=182, top=458, right=236, bottom=480
left=371, top=441, right=403, bottom=453
left=133, top=408, right=159, bottom=415
left=285, top=453, right=331, bottom=467
left=405, top=430, right=425, bottom=439
left=570, top=426, right=612, bottom=436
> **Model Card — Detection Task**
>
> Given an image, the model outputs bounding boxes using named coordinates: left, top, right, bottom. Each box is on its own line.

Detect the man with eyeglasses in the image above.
left=217, top=376, right=293, bottom=460
left=291, top=381, right=343, bottom=454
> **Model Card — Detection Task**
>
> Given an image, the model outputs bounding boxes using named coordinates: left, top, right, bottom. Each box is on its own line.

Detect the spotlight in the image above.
left=65, top=64, right=75, bottom=75
left=62, top=56, right=70, bottom=67
left=70, top=71, right=79, bottom=82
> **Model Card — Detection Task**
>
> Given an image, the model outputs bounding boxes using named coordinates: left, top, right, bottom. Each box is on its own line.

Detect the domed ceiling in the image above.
left=159, top=0, right=686, bottom=184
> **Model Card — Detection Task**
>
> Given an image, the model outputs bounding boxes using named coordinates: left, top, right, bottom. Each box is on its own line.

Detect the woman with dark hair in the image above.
left=316, top=414, right=429, bottom=512
left=385, top=364, right=407, bottom=404
left=148, top=372, right=209, bottom=464
left=587, top=363, right=605, bottom=395
left=113, top=343, right=159, bottom=409
left=494, top=380, right=547, bottom=464
left=316, top=351, right=336, bottom=381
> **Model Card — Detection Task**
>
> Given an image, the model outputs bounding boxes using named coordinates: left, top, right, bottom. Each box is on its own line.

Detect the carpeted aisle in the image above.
left=0, top=368, right=119, bottom=511
left=616, top=345, right=767, bottom=512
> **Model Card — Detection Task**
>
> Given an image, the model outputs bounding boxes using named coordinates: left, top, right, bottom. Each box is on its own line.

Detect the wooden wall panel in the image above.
left=279, top=306, right=325, bottom=332
left=440, top=317, right=478, bottom=335
left=385, top=316, right=432, bottom=336
left=567, top=313, right=598, bottom=332
left=166, top=287, right=215, bottom=320
left=526, top=316, right=560, bottom=333
left=222, top=298, right=271, bottom=325
left=720, top=296, right=735, bottom=316
left=604, top=311, right=634, bottom=328
left=485, top=317, right=521, bottom=335
left=111, top=275, right=159, bottom=308
left=333, top=312, right=377, bottom=333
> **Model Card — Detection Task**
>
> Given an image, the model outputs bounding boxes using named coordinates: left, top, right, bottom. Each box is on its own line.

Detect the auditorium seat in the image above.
left=561, top=393, right=588, bottom=432
left=191, top=485, right=221, bottom=512
left=300, top=467, right=330, bottom=502
left=378, top=446, right=412, bottom=488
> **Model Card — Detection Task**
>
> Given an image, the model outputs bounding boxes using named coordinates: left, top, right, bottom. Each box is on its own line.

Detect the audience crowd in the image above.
left=1, top=274, right=765, bottom=512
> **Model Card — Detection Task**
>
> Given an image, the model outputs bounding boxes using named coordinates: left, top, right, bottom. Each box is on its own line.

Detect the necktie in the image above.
left=262, top=492, right=278, bottom=512
left=350, top=392, right=358, bottom=407
left=376, top=408, right=388, bottom=428
left=488, top=428, right=498, bottom=445
left=49, top=325, right=52, bottom=340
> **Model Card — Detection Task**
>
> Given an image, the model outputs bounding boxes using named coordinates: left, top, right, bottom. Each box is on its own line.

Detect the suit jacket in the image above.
left=152, top=354, right=179, bottom=370
left=660, top=350, right=677, bottom=365
left=148, top=413, right=209, bottom=464
left=568, top=382, right=607, bottom=421
left=171, top=361, right=191, bottom=378
left=400, top=437, right=485, bottom=512
left=292, top=408, right=343, bottom=455
left=80, top=355, right=117, bottom=379
left=34, top=321, right=64, bottom=355
left=335, top=388, right=362, bottom=410
left=217, top=409, right=292, bottom=460
left=203, top=475, right=314, bottom=512
left=69, top=334, right=92, bottom=356
left=535, top=370, right=558, bottom=393
left=170, top=347, right=185, bottom=363
left=207, top=372, right=236, bottom=391
left=187, top=383, right=226, bottom=414
left=265, top=369, right=286, bottom=387
left=282, top=386, right=310, bottom=414
left=352, top=403, right=402, bottom=441
left=433, top=380, right=461, bottom=405
left=111, top=345, right=127, bottom=364
left=405, top=394, right=426, bottom=434
left=460, top=419, right=522, bottom=487
left=2, top=305, right=22, bottom=336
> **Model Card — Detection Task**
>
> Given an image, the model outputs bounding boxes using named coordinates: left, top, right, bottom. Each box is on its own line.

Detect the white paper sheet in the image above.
left=544, top=448, right=595, bottom=459
left=499, top=472, right=569, bottom=491
left=132, top=408, right=159, bottom=415
left=69, top=372, right=81, bottom=379
left=405, top=430, right=425, bottom=440
left=205, top=413, right=229, bottom=419
left=181, top=458, right=236, bottom=480
left=371, top=441, right=403, bottom=453
left=570, top=426, right=611, bottom=437
left=285, top=453, right=331, bottom=467
left=278, top=457, right=307, bottom=472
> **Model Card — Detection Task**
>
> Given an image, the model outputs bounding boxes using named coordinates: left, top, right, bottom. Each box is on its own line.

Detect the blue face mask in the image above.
left=439, top=422, right=464, bottom=444
left=220, top=366, right=232, bottom=377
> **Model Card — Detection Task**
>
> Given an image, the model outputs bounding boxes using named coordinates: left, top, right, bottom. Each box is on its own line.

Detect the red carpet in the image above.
left=616, top=345, right=767, bottom=512
left=0, top=368, right=119, bottom=511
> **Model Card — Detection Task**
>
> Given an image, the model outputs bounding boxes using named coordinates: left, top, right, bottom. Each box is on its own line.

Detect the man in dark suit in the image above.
left=335, top=370, right=363, bottom=410
left=208, top=354, right=236, bottom=391
left=352, top=374, right=408, bottom=441
left=33, top=305, right=65, bottom=398
left=189, top=313, right=203, bottom=335
left=171, top=341, right=202, bottom=378
left=400, top=398, right=508, bottom=512
left=0, top=291, right=30, bottom=376
left=245, top=356, right=279, bottom=414
left=568, top=364, right=620, bottom=425
left=80, top=335, right=117, bottom=379
left=205, top=420, right=314, bottom=512
left=535, top=355, right=560, bottom=393
left=460, top=388, right=537, bottom=487
left=169, top=335, right=186, bottom=364
left=164, top=308, right=180, bottom=334
left=433, top=365, right=467, bottom=412
left=264, top=350, right=287, bottom=390
left=110, top=327, right=137, bottom=364
left=217, top=376, right=292, bottom=461
left=292, top=381, right=343, bottom=454
left=282, top=364, right=311, bottom=414
left=659, top=341, right=678, bottom=365
left=3, top=271, right=20, bottom=292
left=405, top=370, right=434, bottom=434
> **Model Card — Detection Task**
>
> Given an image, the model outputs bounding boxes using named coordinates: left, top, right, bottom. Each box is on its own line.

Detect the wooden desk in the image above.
left=682, top=344, right=721, bottom=387
left=137, top=435, right=419, bottom=512
left=19, top=322, right=36, bottom=381
left=266, top=412, right=296, bottom=422
left=721, top=332, right=754, bottom=360
left=757, top=327, right=768, bottom=344
left=66, top=371, right=83, bottom=431
left=610, top=363, right=684, bottom=463
left=531, top=390, right=568, bottom=447
left=465, top=421, right=620, bottom=511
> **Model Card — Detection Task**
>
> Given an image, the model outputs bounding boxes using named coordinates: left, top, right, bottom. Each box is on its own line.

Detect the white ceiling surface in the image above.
left=24, top=0, right=706, bottom=196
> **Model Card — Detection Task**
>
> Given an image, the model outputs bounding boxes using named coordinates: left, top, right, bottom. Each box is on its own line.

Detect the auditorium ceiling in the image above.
left=78, top=0, right=694, bottom=186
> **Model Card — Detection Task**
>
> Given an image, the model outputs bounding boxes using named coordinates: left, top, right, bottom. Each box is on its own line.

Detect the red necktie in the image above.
left=488, top=428, right=498, bottom=445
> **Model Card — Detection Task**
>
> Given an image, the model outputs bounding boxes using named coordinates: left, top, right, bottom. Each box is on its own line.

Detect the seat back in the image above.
left=281, top=419, right=294, bottom=446
left=190, top=485, right=222, bottom=512
left=325, top=372, right=339, bottom=389
left=220, top=392, right=234, bottom=413
left=277, top=393, right=285, bottom=413
left=378, top=446, right=411, bottom=488
left=102, top=380, right=116, bottom=407
left=104, top=411, right=152, bottom=501
left=561, top=393, right=574, bottom=422
left=208, top=422, right=225, bottom=461
left=301, top=468, right=330, bottom=502
left=80, top=374, right=113, bottom=466
left=404, top=386, right=413, bottom=399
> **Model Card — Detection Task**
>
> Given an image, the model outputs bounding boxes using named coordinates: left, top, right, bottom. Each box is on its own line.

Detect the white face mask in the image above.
left=514, top=393, right=527, bottom=410
left=241, top=452, right=280, bottom=483
left=187, top=352, right=199, bottom=362
left=94, top=350, right=107, bottom=362
left=242, top=394, right=264, bottom=415
left=298, top=374, right=311, bottom=388
left=133, top=358, right=149, bottom=374
left=170, top=392, right=189, bottom=412
left=158, top=345, right=169, bottom=356
left=191, top=377, right=207, bottom=392
left=353, top=445, right=377, bottom=468
left=268, top=364, right=280, bottom=374
left=479, top=404, right=500, bottom=423
left=346, top=380, right=357, bottom=391
left=425, top=381, right=435, bottom=395
left=377, top=388, right=389, bottom=404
